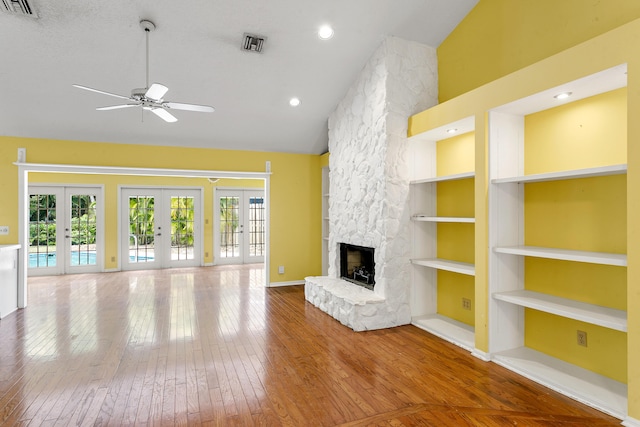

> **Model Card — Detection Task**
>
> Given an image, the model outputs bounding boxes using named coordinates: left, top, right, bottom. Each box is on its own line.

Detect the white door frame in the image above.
left=27, top=184, right=105, bottom=276
left=16, top=159, right=271, bottom=309
left=214, top=188, right=265, bottom=265
left=119, top=186, right=204, bottom=270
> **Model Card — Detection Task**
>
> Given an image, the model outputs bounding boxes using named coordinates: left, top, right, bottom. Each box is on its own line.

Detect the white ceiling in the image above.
left=0, top=0, right=477, bottom=155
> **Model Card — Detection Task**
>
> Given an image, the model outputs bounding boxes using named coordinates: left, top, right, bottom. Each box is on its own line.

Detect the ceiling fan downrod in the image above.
left=140, top=20, right=156, bottom=90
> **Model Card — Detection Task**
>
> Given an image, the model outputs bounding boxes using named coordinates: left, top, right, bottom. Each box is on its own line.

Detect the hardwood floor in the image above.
left=0, top=265, right=620, bottom=426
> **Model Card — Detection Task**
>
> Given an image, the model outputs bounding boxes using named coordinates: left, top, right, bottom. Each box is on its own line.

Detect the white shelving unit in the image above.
left=409, top=116, right=476, bottom=352
left=321, top=166, right=330, bottom=275
left=488, top=65, right=628, bottom=419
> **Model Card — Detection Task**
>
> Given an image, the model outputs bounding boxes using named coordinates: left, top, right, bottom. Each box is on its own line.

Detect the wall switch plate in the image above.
left=577, top=330, right=588, bottom=347
left=0, top=226, right=9, bottom=235
left=278, top=265, right=284, bottom=274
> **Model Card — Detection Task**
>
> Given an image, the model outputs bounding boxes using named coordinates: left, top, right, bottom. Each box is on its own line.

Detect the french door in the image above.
left=28, top=186, right=103, bottom=276
left=215, top=189, right=265, bottom=265
left=121, top=188, right=202, bottom=270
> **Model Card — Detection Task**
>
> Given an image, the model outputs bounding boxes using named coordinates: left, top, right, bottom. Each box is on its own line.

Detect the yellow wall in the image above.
left=435, top=133, right=475, bottom=326
left=522, top=90, right=628, bottom=382
left=319, top=152, right=329, bottom=168
left=525, top=310, right=627, bottom=383
left=524, top=88, right=627, bottom=174
left=0, top=137, right=322, bottom=283
left=438, top=0, right=640, bottom=102
left=436, top=132, right=474, bottom=176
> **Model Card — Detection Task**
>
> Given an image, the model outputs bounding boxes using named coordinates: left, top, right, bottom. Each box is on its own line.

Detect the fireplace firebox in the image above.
left=339, top=243, right=375, bottom=290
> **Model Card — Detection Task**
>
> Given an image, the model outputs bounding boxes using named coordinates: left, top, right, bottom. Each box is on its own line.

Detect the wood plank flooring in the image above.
left=0, top=265, right=620, bottom=426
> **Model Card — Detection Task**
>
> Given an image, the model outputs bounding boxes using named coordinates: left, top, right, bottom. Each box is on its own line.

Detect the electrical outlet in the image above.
left=111, top=256, right=116, bottom=262
left=462, top=298, right=472, bottom=310
left=577, top=330, right=588, bottom=347
left=278, top=265, right=284, bottom=274
left=0, top=226, right=9, bottom=235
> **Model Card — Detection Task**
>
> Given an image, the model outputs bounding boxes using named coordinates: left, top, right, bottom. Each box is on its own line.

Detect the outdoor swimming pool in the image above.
left=28, top=252, right=154, bottom=268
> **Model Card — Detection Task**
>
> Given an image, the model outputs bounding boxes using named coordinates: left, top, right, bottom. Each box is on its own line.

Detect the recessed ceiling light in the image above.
left=446, top=128, right=458, bottom=134
left=554, top=92, right=572, bottom=100
left=289, top=97, right=301, bottom=107
left=318, top=25, right=334, bottom=40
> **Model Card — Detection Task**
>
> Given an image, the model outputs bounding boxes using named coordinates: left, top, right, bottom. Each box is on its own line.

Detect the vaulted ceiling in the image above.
left=0, top=0, right=477, bottom=154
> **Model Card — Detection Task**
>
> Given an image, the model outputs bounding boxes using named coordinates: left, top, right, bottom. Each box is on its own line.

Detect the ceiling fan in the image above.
left=73, top=19, right=214, bottom=123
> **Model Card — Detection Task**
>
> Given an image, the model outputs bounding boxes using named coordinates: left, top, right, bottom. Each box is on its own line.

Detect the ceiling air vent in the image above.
left=1, top=0, right=37, bottom=17
left=242, top=33, right=266, bottom=53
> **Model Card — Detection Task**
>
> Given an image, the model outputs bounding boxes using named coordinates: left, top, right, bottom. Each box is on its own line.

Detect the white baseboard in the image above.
left=623, top=416, right=640, bottom=427
left=103, top=268, right=119, bottom=273
left=268, top=280, right=305, bottom=287
left=471, top=349, right=491, bottom=362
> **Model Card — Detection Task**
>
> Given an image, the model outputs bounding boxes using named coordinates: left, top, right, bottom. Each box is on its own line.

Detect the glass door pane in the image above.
left=219, top=195, right=241, bottom=261
left=128, top=195, right=157, bottom=265
left=245, top=193, right=265, bottom=263
left=170, top=196, right=195, bottom=261
left=28, top=193, right=59, bottom=271
left=69, top=194, right=97, bottom=267
left=64, top=188, right=101, bottom=274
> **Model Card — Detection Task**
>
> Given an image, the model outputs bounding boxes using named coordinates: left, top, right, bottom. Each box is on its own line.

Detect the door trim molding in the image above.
left=17, top=161, right=271, bottom=308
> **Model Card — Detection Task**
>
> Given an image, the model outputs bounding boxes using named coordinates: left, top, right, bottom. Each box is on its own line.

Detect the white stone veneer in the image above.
left=305, top=37, right=438, bottom=331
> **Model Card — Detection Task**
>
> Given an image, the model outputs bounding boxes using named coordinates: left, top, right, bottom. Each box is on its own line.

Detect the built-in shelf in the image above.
left=494, top=245, right=627, bottom=266
left=410, top=171, right=474, bottom=185
left=493, top=290, right=627, bottom=332
left=411, top=258, right=475, bottom=276
left=412, top=314, right=475, bottom=352
left=412, top=215, right=475, bottom=223
left=492, top=164, right=626, bottom=184
left=493, top=347, right=627, bottom=419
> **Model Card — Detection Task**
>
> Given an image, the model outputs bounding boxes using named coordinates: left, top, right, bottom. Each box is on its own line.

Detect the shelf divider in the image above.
left=493, top=289, right=627, bottom=332
left=411, top=258, right=475, bottom=276
left=411, top=171, right=474, bottom=185
left=412, top=313, right=475, bottom=352
left=492, top=164, right=626, bottom=184
left=494, top=245, right=627, bottom=266
left=412, top=216, right=475, bottom=223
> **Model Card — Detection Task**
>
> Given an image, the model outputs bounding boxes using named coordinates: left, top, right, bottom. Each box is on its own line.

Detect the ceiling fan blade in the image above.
left=73, top=84, right=131, bottom=100
left=96, top=104, right=139, bottom=111
left=145, top=83, right=169, bottom=101
left=164, top=102, right=215, bottom=113
left=150, top=107, right=177, bottom=123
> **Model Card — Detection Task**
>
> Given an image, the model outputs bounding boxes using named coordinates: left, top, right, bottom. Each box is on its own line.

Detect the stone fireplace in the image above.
left=304, top=36, right=438, bottom=331
left=340, top=243, right=375, bottom=290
